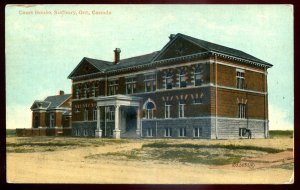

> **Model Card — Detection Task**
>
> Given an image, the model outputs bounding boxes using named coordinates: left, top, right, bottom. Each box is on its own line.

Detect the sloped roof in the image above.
left=104, top=51, right=159, bottom=72
left=178, top=33, right=272, bottom=66
left=84, top=57, right=112, bottom=71
left=44, top=94, right=71, bottom=109
left=30, top=100, right=51, bottom=110
left=69, top=33, right=271, bottom=79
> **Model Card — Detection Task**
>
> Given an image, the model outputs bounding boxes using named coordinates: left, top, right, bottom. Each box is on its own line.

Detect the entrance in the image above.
left=34, top=115, right=39, bottom=128
left=125, top=106, right=137, bottom=132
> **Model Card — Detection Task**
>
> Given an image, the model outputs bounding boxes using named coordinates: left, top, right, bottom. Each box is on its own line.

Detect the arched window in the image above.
left=143, top=99, right=156, bottom=119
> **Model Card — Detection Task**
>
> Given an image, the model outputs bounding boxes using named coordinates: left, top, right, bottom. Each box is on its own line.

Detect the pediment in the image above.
left=69, top=58, right=100, bottom=78
left=154, top=36, right=208, bottom=61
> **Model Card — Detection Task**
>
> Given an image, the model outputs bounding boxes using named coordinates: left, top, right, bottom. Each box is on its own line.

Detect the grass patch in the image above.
left=269, top=130, right=293, bottom=139
left=142, top=142, right=283, bottom=153
left=6, top=137, right=129, bottom=153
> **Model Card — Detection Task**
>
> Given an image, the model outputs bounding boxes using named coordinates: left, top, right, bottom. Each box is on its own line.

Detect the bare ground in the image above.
left=6, top=137, right=294, bottom=184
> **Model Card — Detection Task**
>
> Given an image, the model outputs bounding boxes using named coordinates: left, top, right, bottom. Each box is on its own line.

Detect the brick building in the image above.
left=30, top=91, right=72, bottom=128
left=68, top=33, right=272, bottom=139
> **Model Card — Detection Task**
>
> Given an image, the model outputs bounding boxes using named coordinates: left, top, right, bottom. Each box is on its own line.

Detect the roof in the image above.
left=177, top=33, right=272, bottom=66
left=104, top=51, right=159, bottom=72
left=44, top=94, right=71, bottom=109
left=31, top=94, right=71, bottom=110
left=69, top=33, right=271, bottom=79
left=84, top=57, right=112, bottom=72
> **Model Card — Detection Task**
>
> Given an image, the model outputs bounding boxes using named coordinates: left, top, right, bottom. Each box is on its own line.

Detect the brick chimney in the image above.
left=59, top=90, right=64, bottom=95
left=114, top=48, right=121, bottom=64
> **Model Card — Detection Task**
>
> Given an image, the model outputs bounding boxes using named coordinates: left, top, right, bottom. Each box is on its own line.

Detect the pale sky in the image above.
left=5, top=5, right=294, bottom=130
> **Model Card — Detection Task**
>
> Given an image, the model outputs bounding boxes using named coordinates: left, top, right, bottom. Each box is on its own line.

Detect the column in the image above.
left=136, top=107, right=141, bottom=137
left=95, top=106, right=102, bottom=138
left=113, top=105, right=121, bottom=139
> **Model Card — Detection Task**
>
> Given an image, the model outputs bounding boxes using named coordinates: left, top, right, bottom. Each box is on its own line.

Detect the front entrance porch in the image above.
left=95, top=95, right=142, bottom=139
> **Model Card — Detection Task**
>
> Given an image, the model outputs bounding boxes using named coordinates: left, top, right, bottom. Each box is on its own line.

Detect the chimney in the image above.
left=114, top=48, right=121, bottom=64
left=169, top=34, right=176, bottom=40
left=59, top=90, right=64, bottom=95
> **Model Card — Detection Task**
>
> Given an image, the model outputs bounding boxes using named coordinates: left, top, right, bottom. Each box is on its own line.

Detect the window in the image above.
left=75, top=129, right=80, bottom=136
left=194, top=66, right=203, bottom=86
left=194, top=127, right=202, bottom=137
left=84, top=108, right=89, bottom=121
left=146, top=128, right=153, bottom=137
left=108, top=80, right=118, bottom=95
left=143, top=99, right=156, bottom=119
left=179, top=128, right=186, bottom=137
left=179, top=70, right=187, bottom=88
left=144, top=74, right=156, bottom=92
left=179, top=101, right=185, bottom=118
left=239, top=128, right=247, bottom=137
left=83, top=84, right=89, bottom=98
left=107, top=106, right=115, bottom=121
left=83, top=129, right=88, bottom=136
left=165, top=128, right=172, bottom=137
left=236, top=70, right=245, bottom=89
left=93, top=108, right=97, bottom=121
left=194, top=98, right=202, bottom=104
left=238, top=103, right=246, bottom=118
left=165, top=72, right=173, bottom=89
left=165, top=103, right=171, bottom=118
left=126, top=77, right=136, bottom=94
left=91, top=84, right=97, bottom=97
left=49, top=113, right=55, bottom=128
left=75, top=88, right=80, bottom=99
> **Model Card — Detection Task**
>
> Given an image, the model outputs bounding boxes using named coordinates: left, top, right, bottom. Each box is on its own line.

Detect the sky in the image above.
left=5, top=4, right=293, bottom=130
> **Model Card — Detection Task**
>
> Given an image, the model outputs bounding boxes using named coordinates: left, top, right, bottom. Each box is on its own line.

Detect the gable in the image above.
left=154, top=36, right=208, bottom=61
left=59, top=96, right=72, bottom=108
left=69, top=58, right=101, bottom=78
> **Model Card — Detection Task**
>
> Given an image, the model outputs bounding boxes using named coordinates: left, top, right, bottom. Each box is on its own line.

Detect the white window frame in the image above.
left=145, top=109, right=154, bottom=119
left=84, top=108, right=89, bottom=121
left=178, top=102, right=185, bottom=118
left=107, top=107, right=115, bottom=121
left=238, top=103, right=246, bottom=118
left=91, top=84, right=97, bottom=97
left=179, top=70, right=187, bottom=88
left=49, top=113, right=55, bottom=128
left=194, top=127, right=202, bottom=137
left=165, top=73, right=173, bottom=89
left=126, top=77, right=136, bottom=94
left=236, top=69, right=245, bottom=89
left=179, top=128, right=186, bottom=137
left=108, top=80, right=118, bottom=95
left=83, top=85, right=89, bottom=98
left=83, top=129, right=88, bottom=137
left=164, top=128, right=172, bottom=137
left=146, top=128, right=153, bottom=137
left=75, top=88, right=80, bottom=99
left=239, top=128, right=247, bottom=137
left=144, top=74, right=156, bottom=92
left=194, top=66, right=203, bottom=86
left=93, top=108, right=97, bottom=121
left=165, top=103, right=171, bottom=118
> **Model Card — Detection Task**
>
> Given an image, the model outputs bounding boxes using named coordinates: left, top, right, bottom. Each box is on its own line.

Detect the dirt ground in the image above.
left=6, top=137, right=294, bottom=184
